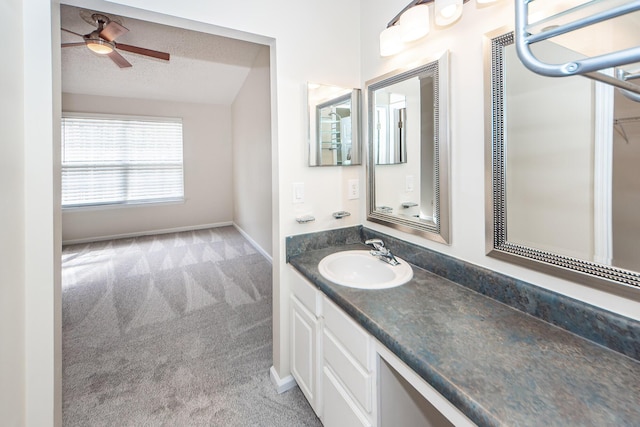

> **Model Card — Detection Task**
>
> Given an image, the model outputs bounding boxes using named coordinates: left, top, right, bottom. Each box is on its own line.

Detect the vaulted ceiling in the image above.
left=60, top=4, right=265, bottom=105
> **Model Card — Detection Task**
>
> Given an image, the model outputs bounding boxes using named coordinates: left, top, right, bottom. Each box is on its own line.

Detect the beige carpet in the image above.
left=62, top=226, right=321, bottom=426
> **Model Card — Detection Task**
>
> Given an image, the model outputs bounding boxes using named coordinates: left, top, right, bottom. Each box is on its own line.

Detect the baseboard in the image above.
left=269, top=366, right=297, bottom=394
left=233, top=223, right=273, bottom=264
left=62, top=222, right=233, bottom=245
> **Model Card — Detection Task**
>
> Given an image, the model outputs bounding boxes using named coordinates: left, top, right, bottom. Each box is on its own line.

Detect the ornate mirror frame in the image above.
left=484, top=29, right=640, bottom=293
left=366, top=51, right=451, bottom=244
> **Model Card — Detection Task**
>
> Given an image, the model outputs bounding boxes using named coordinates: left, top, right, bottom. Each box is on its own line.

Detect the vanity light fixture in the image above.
left=380, top=25, right=405, bottom=57
left=399, top=4, right=430, bottom=43
left=435, top=0, right=464, bottom=26
left=380, top=0, right=502, bottom=57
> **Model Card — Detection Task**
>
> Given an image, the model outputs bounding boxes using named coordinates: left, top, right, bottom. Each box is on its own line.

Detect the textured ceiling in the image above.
left=60, top=4, right=264, bottom=105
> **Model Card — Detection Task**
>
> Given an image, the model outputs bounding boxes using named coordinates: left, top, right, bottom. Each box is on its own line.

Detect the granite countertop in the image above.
left=289, top=243, right=640, bottom=427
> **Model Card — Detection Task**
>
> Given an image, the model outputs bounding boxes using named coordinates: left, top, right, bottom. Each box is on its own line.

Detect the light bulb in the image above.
left=86, top=39, right=114, bottom=55
left=379, top=25, right=404, bottom=57
left=441, top=5, right=457, bottom=18
left=435, top=0, right=463, bottom=26
left=399, top=4, right=430, bottom=42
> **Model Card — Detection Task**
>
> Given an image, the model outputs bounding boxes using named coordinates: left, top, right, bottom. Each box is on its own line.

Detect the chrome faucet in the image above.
left=365, top=239, right=400, bottom=266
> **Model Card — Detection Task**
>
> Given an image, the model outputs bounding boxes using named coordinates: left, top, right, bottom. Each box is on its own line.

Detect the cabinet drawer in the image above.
left=291, top=269, right=322, bottom=316
left=323, top=296, right=371, bottom=369
left=323, top=328, right=373, bottom=413
left=322, top=366, right=372, bottom=427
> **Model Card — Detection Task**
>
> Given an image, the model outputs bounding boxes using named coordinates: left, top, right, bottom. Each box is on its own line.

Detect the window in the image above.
left=61, top=114, right=184, bottom=208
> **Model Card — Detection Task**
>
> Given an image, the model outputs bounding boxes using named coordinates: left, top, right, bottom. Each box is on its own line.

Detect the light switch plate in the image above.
left=406, top=175, right=414, bottom=192
left=293, top=182, right=304, bottom=204
left=348, top=179, right=359, bottom=200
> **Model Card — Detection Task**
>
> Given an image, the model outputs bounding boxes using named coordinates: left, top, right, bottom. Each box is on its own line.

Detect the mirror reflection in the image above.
left=308, top=83, right=361, bottom=166
left=373, top=81, right=409, bottom=165
left=367, top=52, right=450, bottom=244
left=486, top=31, right=640, bottom=289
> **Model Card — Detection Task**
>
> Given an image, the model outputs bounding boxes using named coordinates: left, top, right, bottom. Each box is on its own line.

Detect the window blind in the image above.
left=61, top=115, right=184, bottom=208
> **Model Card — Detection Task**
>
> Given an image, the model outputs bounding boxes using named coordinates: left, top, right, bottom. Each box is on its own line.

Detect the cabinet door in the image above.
left=291, top=295, right=320, bottom=414
left=322, top=366, right=372, bottom=427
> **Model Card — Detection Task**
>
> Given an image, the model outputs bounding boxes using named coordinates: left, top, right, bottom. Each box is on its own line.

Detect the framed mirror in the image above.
left=485, top=29, right=640, bottom=292
left=366, top=52, right=450, bottom=244
left=307, top=83, right=361, bottom=166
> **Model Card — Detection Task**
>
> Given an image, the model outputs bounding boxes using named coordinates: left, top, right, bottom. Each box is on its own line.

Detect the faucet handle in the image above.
left=365, top=238, right=385, bottom=251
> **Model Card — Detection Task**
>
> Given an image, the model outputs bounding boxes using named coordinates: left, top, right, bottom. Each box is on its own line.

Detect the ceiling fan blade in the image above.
left=99, top=21, right=129, bottom=42
left=61, top=28, right=84, bottom=38
left=107, top=50, right=132, bottom=68
left=61, top=42, right=86, bottom=48
left=116, top=43, right=170, bottom=61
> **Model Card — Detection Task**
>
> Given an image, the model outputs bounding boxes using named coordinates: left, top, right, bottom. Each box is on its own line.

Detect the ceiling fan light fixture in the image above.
left=86, top=38, right=114, bottom=55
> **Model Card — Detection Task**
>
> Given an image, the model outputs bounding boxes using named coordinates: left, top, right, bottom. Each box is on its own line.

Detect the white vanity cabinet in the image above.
left=289, top=268, right=475, bottom=427
left=289, top=269, right=376, bottom=424
left=290, top=270, right=323, bottom=416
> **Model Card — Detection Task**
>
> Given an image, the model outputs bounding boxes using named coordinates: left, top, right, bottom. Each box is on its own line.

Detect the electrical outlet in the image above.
left=348, top=179, right=359, bottom=200
left=293, top=182, right=304, bottom=204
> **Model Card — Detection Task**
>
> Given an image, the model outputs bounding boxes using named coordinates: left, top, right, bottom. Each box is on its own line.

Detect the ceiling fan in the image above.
left=61, top=12, right=170, bottom=68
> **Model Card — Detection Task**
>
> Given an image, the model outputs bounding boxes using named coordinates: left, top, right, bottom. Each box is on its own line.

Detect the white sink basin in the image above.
left=318, top=250, right=413, bottom=289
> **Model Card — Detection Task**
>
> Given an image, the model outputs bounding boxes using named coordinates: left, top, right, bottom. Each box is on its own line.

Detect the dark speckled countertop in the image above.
left=289, top=243, right=640, bottom=427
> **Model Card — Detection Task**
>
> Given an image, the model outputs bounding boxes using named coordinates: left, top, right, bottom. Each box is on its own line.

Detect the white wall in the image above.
left=23, top=0, right=62, bottom=425
left=1, top=0, right=26, bottom=425
left=361, top=0, right=640, bottom=320
left=61, top=93, right=233, bottom=243
left=232, top=46, right=273, bottom=258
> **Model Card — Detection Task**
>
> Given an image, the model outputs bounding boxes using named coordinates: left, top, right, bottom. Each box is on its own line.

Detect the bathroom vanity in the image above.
left=290, top=265, right=471, bottom=426
left=286, top=227, right=640, bottom=427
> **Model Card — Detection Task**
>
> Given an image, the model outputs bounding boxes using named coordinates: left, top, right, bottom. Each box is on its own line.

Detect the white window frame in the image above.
left=61, top=112, right=185, bottom=209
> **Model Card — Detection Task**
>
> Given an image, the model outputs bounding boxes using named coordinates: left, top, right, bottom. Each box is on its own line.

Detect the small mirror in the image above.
left=308, top=83, right=361, bottom=166
left=367, top=52, right=450, bottom=244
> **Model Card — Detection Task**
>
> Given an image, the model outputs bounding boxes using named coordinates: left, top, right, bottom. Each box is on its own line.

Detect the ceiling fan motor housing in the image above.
left=92, top=14, right=111, bottom=27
